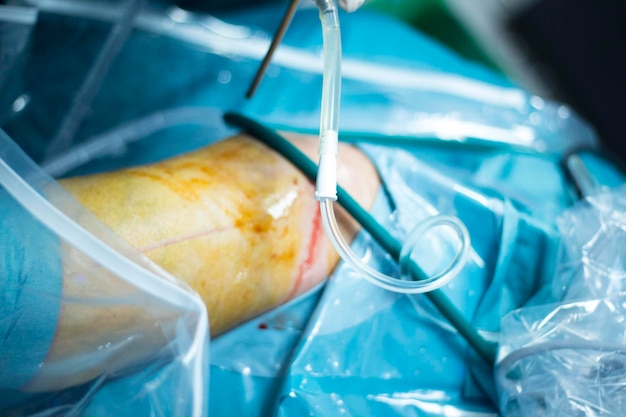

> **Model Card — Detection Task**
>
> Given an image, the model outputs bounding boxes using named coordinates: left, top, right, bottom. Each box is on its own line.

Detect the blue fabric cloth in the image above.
left=0, top=188, right=62, bottom=405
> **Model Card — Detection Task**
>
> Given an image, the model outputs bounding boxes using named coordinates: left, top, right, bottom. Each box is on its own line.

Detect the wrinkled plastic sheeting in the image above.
left=268, top=142, right=556, bottom=417
left=10, top=0, right=599, bottom=161
left=0, top=2, right=210, bottom=413
left=497, top=296, right=626, bottom=417
left=555, top=184, right=626, bottom=300
left=497, top=185, right=626, bottom=417
left=0, top=125, right=210, bottom=415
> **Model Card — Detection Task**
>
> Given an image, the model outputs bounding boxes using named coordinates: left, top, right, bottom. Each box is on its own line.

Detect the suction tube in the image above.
left=313, top=0, right=471, bottom=294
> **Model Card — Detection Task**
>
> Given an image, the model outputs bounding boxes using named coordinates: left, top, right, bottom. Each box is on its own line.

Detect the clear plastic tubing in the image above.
left=314, top=0, right=341, bottom=201
left=313, top=0, right=470, bottom=293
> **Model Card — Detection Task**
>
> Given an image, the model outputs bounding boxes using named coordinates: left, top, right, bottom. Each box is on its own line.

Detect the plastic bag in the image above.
left=497, top=184, right=626, bottom=417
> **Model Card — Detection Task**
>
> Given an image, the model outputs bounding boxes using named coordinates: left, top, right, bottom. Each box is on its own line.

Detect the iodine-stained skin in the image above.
left=28, top=132, right=379, bottom=391
left=23, top=135, right=379, bottom=391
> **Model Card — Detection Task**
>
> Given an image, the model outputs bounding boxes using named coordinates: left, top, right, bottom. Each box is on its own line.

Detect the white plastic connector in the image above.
left=316, top=129, right=339, bottom=200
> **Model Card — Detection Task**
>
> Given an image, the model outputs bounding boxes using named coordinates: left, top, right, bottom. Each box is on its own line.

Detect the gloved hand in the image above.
left=338, top=0, right=365, bottom=12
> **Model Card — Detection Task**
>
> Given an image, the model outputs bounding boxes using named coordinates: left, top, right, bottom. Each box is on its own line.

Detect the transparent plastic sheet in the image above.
left=497, top=184, right=626, bottom=417
left=14, top=0, right=598, bottom=160
left=0, top=1, right=621, bottom=416
left=0, top=127, right=209, bottom=415
left=497, top=296, right=626, bottom=417
left=233, top=7, right=598, bottom=156
left=0, top=2, right=210, bottom=415
left=3, top=0, right=241, bottom=168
